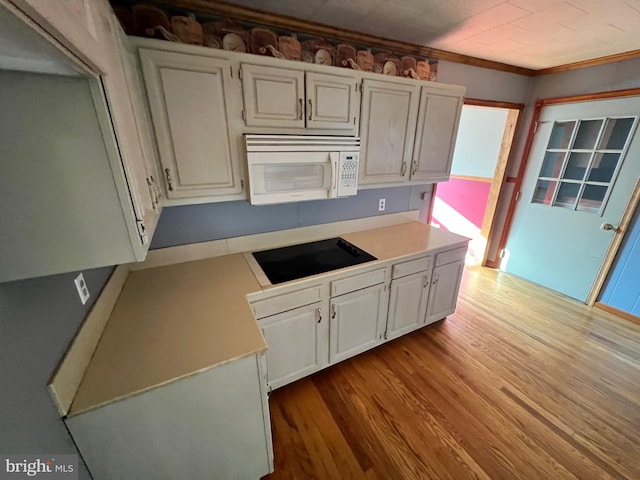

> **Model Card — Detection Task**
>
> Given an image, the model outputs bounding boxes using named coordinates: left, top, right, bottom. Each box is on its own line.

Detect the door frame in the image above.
left=428, top=98, right=524, bottom=266
left=496, top=87, right=640, bottom=305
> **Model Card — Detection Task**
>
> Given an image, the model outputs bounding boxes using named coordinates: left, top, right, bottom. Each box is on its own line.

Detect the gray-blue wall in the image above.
left=0, top=266, right=113, bottom=480
left=152, top=185, right=431, bottom=248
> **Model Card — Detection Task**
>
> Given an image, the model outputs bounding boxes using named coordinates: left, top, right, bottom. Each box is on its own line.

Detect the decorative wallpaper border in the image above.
left=111, top=1, right=438, bottom=81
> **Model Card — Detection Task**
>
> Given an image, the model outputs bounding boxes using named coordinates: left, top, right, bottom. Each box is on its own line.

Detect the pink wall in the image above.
left=435, top=178, right=492, bottom=229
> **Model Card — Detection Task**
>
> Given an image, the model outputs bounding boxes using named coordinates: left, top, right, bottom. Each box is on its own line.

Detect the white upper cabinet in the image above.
left=11, top=0, right=108, bottom=73
left=140, top=49, right=244, bottom=201
left=359, top=79, right=420, bottom=185
left=306, top=72, right=359, bottom=133
left=241, top=63, right=305, bottom=128
left=411, top=88, right=464, bottom=182
left=241, top=63, right=359, bottom=134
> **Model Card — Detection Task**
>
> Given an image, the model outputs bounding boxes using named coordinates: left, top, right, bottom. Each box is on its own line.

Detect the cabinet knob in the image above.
left=308, top=99, right=313, bottom=121
left=298, top=98, right=303, bottom=120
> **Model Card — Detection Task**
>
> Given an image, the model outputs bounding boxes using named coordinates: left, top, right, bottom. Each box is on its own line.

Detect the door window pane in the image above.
left=573, top=119, right=603, bottom=149
left=540, top=151, right=565, bottom=178
left=548, top=121, right=576, bottom=149
left=598, top=117, right=634, bottom=149
left=577, top=185, right=608, bottom=213
left=563, top=152, right=591, bottom=180
left=554, top=182, right=580, bottom=208
left=532, top=180, right=557, bottom=205
left=587, top=153, right=620, bottom=182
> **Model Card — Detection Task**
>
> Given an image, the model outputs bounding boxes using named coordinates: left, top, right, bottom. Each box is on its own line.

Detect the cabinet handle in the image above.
left=433, top=273, right=439, bottom=285
left=298, top=98, right=303, bottom=120
left=164, top=168, right=174, bottom=191
left=146, top=177, right=158, bottom=209
left=317, top=308, right=322, bottom=323
left=411, top=161, right=418, bottom=176
left=401, top=161, right=407, bottom=176
left=308, top=99, right=313, bottom=121
left=423, top=275, right=429, bottom=288
left=331, top=304, right=336, bottom=319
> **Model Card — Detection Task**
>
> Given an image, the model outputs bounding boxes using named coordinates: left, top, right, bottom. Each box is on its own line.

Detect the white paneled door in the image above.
left=505, top=97, right=640, bottom=302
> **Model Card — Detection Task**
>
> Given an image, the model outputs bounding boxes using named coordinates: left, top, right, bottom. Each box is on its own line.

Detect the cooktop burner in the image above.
left=252, top=237, right=377, bottom=284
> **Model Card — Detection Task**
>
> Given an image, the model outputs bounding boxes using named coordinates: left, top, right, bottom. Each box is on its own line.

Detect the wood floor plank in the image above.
left=263, top=266, right=640, bottom=480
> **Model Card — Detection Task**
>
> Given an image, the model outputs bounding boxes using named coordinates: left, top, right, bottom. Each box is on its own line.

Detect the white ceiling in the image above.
left=227, top=0, right=640, bottom=70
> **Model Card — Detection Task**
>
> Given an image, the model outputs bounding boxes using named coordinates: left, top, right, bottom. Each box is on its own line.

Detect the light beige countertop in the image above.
left=69, top=254, right=265, bottom=416
left=69, top=222, right=468, bottom=416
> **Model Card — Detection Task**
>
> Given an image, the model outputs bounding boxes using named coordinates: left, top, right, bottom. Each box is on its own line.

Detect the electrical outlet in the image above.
left=74, top=273, right=90, bottom=305
left=378, top=198, right=386, bottom=211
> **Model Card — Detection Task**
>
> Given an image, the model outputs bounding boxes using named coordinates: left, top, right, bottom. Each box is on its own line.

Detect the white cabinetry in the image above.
left=0, top=5, right=161, bottom=281
left=411, top=88, right=464, bottom=182
left=330, top=283, right=388, bottom=363
left=359, top=79, right=420, bottom=185
left=251, top=285, right=329, bottom=390
left=66, top=353, right=273, bottom=480
left=426, top=248, right=467, bottom=325
left=257, top=302, right=328, bottom=389
left=359, top=79, right=465, bottom=187
left=241, top=63, right=359, bottom=134
left=386, top=256, right=432, bottom=340
left=139, top=49, right=245, bottom=201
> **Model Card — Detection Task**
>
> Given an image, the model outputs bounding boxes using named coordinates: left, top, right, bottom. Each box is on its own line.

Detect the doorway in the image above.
left=431, top=100, right=521, bottom=265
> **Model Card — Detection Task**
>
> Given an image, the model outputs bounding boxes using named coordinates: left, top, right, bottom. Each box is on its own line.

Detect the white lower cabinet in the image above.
left=329, top=283, right=388, bottom=364
left=257, top=302, right=328, bottom=389
left=426, top=250, right=466, bottom=325
left=66, top=354, right=273, bottom=480
left=387, top=271, right=431, bottom=340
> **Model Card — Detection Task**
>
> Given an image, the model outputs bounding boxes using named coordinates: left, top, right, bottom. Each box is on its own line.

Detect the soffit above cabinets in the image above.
left=0, top=3, right=84, bottom=76
left=219, top=0, right=640, bottom=70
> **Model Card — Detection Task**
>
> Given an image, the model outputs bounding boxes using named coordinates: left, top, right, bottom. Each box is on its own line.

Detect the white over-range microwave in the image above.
left=245, top=135, right=360, bottom=205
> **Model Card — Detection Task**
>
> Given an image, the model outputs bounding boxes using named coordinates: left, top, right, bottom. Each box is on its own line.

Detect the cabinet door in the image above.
left=426, top=260, right=465, bottom=325
left=241, top=63, right=305, bottom=128
left=330, top=283, right=388, bottom=364
left=359, top=79, right=419, bottom=185
left=387, top=271, right=431, bottom=340
left=306, top=71, right=358, bottom=133
left=12, top=0, right=107, bottom=72
left=110, top=20, right=161, bottom=247
left=259, top=302, right=328, bottom=390
left=411, top=88, right=463, bottom=182
left=140, top=49, right=244, bottom=199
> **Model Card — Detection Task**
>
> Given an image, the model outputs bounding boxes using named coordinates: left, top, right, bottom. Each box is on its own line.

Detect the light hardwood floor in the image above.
left=263, top=266, right=640, bottom=480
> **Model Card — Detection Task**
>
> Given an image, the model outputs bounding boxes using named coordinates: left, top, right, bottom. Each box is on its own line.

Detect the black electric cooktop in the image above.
left=252, top=237, right=377, bottom=285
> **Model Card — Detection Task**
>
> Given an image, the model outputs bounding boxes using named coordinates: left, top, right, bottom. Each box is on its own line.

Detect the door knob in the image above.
left=601, top=223, right=620, bottom=232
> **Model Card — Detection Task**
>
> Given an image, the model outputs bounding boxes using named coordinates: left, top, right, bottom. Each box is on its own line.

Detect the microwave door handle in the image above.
left=329, top=152, right=338, bottom=198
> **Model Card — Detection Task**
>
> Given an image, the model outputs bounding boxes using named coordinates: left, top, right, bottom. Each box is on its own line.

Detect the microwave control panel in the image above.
left=337, top=152, right=359, bottom=196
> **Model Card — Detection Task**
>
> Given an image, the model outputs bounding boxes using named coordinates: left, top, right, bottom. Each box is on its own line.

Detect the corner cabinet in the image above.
left=240, top=63, right=359, bottom=134
left=139, top=48, right=245, bottom=202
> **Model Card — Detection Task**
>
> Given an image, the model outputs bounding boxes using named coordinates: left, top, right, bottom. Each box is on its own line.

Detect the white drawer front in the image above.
left=391, top=256, right=432, bottom=279
left=435, top=246, right=467, bottom=267
left=331, top=268, right=387, bottom=297
left=252, top=285, right=323, bottom=319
